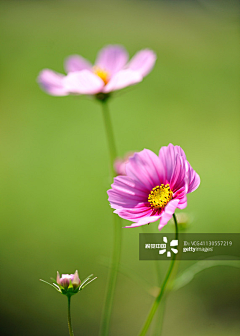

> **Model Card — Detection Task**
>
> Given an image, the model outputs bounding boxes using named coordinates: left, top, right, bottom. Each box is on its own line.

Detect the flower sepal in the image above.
left=95, top=92, right=111, bottom=102
left=79, top=274, right=97, bottom=291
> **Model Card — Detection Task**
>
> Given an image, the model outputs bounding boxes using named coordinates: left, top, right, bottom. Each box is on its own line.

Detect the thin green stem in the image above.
left=67, top=296, right=74, bottom=336
left=140, top=224, right=169, bottom=336
left=100, top=214, right=122, bottom=336
left=138, top=214, right=178, bottom=336
left=151, top=260, right=163, bottom=336
left=152, top=297, right=166, bottom=336
left=100, top=100, right=117, bottom=179
left=99, top=100, right=122, bottom=336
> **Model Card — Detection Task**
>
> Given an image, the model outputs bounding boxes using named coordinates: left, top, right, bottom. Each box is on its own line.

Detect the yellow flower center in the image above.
left=92, top=66, right=109, bottom=85
left=148, top=184, right=173, bottom=209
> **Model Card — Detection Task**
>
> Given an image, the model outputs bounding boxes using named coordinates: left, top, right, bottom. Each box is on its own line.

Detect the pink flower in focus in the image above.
left=114, top=152, right=134, bottom=175
left=38, top=45, right=156, bottom=97
left=108, top=144, right=200, bottom=230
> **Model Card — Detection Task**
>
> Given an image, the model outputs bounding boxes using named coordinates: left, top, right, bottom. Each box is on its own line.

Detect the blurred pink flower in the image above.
left=108, top=144, right=200, bottom=230
left=114, top=152, right=134, bottom=175
left=38, top=45, right=156, bottom=97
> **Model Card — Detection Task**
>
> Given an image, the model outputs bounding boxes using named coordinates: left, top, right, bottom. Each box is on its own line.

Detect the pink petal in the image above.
left=95, top=45, right=128, bottom=75
left=177, top=198, right=187, bottom=209
left=127, top=49, right=157, bottom=77
left=170, top=154, right=186, bottom=193
left=158, top=199, right=179, bottom=230
left=186, top=161, right=201, bottom=194
left=173, top=186, right=187, bottom=209
left=108, top=176, right=148, bottom=210
left=38, top=69, right=67, bottom=96
left=103, top=69, right=142, bottom=93
left=125, top=149, right=165, bottom=191
left=63, top=70, right=104, bottom=95
left=124, top=215, right=161, bottom=228
left=159, top=144, right=186, bottom=183
left=64, top=55, right=92, bottom=73
left=116, top=204, right=153, bottom=222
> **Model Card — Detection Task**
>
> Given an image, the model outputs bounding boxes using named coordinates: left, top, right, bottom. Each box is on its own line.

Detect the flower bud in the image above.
left=40, top=271, right=96, bottom=297
left=114, top=152, right=134, bottom=176
left=170, top=212, right=191, bottom=230
left=56, top=270, right=81, bottom=294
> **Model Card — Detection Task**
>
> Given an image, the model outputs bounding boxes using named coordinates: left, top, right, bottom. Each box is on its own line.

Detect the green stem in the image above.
left=138, top=214, right=178, bottom=336
left=151, top=260, right=163, bottom=336
left=152, top=297, right=166, bottom=336
left=67, top=296, right=74, bottom=336
left=99, top=100, right=122, bottom=336
left=100, top=100, right=117, bottom=179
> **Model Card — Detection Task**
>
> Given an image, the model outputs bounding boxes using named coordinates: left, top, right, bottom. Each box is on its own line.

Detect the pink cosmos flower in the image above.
left=108, top=144, right=200, bottom=230
left=38, top=45, right=156, bottom=97
left=114, top=152, right=134, bottom=175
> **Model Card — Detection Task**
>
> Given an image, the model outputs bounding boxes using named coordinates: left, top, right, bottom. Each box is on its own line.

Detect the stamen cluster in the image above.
left=92, top=66, right=109, bottom=85
left=148, top=184, right=173, bottom=209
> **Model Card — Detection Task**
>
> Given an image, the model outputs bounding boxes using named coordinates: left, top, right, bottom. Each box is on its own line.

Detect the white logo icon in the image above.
left=159, top=237, right=178, bottom=257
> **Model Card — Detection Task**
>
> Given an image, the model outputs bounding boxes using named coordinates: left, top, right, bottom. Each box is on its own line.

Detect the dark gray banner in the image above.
left=139, top=233, right=240, bottom=260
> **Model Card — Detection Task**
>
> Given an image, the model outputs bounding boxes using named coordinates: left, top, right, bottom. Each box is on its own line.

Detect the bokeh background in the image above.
left=0, top=0, right=239, bottom=335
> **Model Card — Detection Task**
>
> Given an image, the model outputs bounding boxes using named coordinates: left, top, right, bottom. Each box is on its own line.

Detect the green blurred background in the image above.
left=0, top=0, right=239, bottom=335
